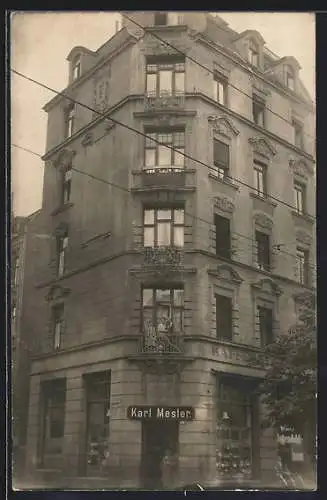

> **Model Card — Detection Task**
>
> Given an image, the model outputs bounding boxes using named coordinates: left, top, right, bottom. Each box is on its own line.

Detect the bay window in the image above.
left=144, top=130, right=185, bottom=171
left=142, top=287, right=184, bottom=336
left=146, top=59, right=185, bottom=97
left=143, top=208, right=184, bottom=248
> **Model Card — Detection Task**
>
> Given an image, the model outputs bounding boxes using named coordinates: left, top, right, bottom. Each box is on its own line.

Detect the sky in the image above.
left=11, top=11, right=315, bottom=217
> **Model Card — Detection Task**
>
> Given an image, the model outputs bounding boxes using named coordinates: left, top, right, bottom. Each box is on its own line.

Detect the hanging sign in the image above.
left=127, top=405, right=194, bottom=421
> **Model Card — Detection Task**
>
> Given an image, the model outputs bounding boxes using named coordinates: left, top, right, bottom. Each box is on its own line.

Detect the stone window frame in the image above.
left=45, top=284, right=71, bottom=352
left=209, top=264, right=243, bottom=344
left=289, top=157, right=314, bottom=217
left=248, top=136, right=277, bottom=210
left=250, top=278, right=282, bottom=348
left=210, top=195, right=237, bottom=259
left=294, top=229, right=314, bottom=287
left=71, top=54, right=82, bottom=82
left=208, top=114, right=240, bottom=184
left=252, top=212, right=276, bottom=272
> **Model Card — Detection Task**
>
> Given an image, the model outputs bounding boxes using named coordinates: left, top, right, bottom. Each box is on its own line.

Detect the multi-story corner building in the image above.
left=11, top=208, right=47, bottom=478
left=23, top=12, right=315, bottom=489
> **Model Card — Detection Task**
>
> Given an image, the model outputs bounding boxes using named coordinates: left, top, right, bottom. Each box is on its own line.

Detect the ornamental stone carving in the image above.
left=214, top=195, right=235, bottom=214
left=254, top=212, right=274, bottom=230
left=295, top=229, right=312, bottom=246
left=93, top=65, right=111, bottom=115
left=209, top=264, right=243, bottom=284
left=208, top=115, right=240, bottom=138
left=53, top=148, right=76, bottom=170
left=249, top=136, right=277, bottom=158
left=251, top=278, right=282, bottom=296
left=289, top=157, right=314, bottom=178
left=81, top=131, right=93, bottom=147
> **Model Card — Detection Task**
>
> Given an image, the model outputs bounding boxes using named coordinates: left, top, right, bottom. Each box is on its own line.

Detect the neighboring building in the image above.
left=22, top=12, right=315, bottom=489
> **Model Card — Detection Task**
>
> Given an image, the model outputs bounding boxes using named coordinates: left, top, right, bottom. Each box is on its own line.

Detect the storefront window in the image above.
left=85, top=371, right=111, bottom=475
left=216, top=380, right=253, bottom=479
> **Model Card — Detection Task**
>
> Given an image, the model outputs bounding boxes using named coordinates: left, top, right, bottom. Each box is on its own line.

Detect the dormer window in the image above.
left=154, top=12, right=167, bottom=26
left=285, top=65, right=295, bottom=91
left=248, top=40, right=259, bottom=67
left=72, top=56, right=81, bottom=81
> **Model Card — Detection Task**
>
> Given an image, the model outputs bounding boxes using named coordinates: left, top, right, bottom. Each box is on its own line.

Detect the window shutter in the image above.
left=216, top=295, right=233, bottom=341
left=213, top=140, right=229, bottom=169
left=215, top=214, right=231, bottom=259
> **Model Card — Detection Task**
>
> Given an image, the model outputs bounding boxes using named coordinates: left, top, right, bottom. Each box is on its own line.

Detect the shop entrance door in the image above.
left=140, top=420, right=179, bottom=489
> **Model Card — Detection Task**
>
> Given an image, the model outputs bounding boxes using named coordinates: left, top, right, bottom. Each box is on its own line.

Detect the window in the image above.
left=285, top=66, right=295, bottom=91
left=62, top=164, right=72, bottom=204
left=292, top=120, right=303, bottom=149
left=296, top=247, right=309, bottom=285
left=248, top=41, right=259, bottom=67
left=144, top=208, right=184, bottom=247
left=293, top=182, right=306, bottom=215
left=253, top=161, right=267, bottom=197
left=65, top=105, right=75, bottom=138
left=72, top=56, right=81, bottom=81
left=40, top=379, right=66, bottom=459
left=216, top=379, right=253, bottom=478
left=252, top=96, right=265, bottom=127
left=215, top=214, right=231, bottom=259
left=85, top=371, right=111, bottom=472
left=154, top=12, right=168, bottom=25
left=213, top=74, right=228, bottom=106
left=216, top=294, right=233, bottom=341
left=52, top=303, right=64, bottom=350
left=146, top=59, right=185, bottom=97
left=255, top=231, right=270, bottom=271
left=213, top=139, right=229, bottom=180
left=257, top=305, right=273, bottom=345
left=14, top=258, right=19, bottom=285
left=142, top=288, right=184, bottom=335
left=57, top=232, right=69, bottom=277
left=144, top=130, right=185, bottom=171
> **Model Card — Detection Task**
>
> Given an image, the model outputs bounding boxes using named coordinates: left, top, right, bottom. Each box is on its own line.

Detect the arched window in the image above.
left=248, top=40, right=259, bottom=67
left=285, top=64, right=295, bottom=91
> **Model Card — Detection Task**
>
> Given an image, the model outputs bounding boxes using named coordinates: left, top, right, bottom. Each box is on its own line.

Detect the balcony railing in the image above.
left=138, top=332, right=184, bottom=355
left=144, top=91, right=185, bottom=110
left=144, top=246, right=183, bottom=266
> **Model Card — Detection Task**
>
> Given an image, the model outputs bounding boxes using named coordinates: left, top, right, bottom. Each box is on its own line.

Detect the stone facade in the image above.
left=21, top=12, right=315, bottom=489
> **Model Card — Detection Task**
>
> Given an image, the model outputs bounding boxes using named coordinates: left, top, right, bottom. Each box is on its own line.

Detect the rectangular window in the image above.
left=255, top=231, right=270, bottom=271
left=142, top=288, right=184, bottom=335
left=286, top=72, right=294, bottom=91
left=144, top=130, right=185, bottom=171
left=296, top=247, right=309, bottom=285
left=57, top=233, right=69, bottom=277
left=293, top=182, right=306, bottom=215
left=154, top=12, right=167, bottom=25
left=216, top=294, right=233, bottom=341
left=143, top=208, right=184, bottom=248
left=213, top=74, right=228, bottom=106
left=146, top=59, right=185, bottom=97
left=65, top=105, right=75, bottom=138
left=253, top=97, right=265, bottom=127
left=253, top=161, right=267, bottom=197
left=52, top=303, right=64, bottom=350
left=62, top=165, right=72, bottom=205
left=249, top=44, right=259, bottom=67
left=215, top=214, right=231, bottom=259
left=213, top=139, right=229, bottom=180
left=72, top=57, right=81, bottom=81
left=257, top=306, right=274, bottom=345
left=292, top=120, right=303, bottom=149
left=85, top=371, right=111, bottom=473
left=40, top=379, right=66, bottom=460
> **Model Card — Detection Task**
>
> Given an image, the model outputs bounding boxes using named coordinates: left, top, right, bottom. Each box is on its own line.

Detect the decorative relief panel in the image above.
left=140, top=33, right=191, bottom=56
left=93, top=66, right=111, bottom=115
left=254, top=212, right=274, bottom=230
left=208, top=115, right=240, bottom=139
left=250, top=75, right=271, bottom=97
left=81, top=131, right=94, bottom=147
left=53, top=149, right=76, bottom=171
left=295, top=229, right=312, bottom=246
left=214, top=195, right=235, bottom=214
left=289, top=157, right=314, bottom=179
left=251, top=278, right=282, bottom=296
left=208, top=264, right=243, bottom=285
left=249, top=136, right=277, bottom=158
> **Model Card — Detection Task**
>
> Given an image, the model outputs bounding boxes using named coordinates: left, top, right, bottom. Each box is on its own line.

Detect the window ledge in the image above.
left=291, top=210, right=315, bottom=224
left=51, top=202, right=74, bottom=216
left=208, top=173, right=239, bottom=191
left=250, top=192, right=277, bottom=208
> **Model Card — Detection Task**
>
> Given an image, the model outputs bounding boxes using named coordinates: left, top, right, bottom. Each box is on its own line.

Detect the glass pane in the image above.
left=158, top=145, right=171, bottom=165
left=174, top=148, right=184, bottom=166
left=157, top=306, right=171, bottom=332
left=146, top=73, right=157, bottom=95
left=143, top=289, right=153, bottom=307
left=145, top=132, right=156, bottom=148
left=156, top=289, right=171, bottom=303
left=172, top=309, right=183, bottom=332
left=175, top=71, right=185, bottom=93
left=157, top=222, right=171, bottom=246
left=144, top=209, right=155, bottom=225
left=173, top=226, right=184, bottom=247
left=213, top=80, right=218, bottom=101
left=173, top=289, right=184, bottom=306
left=145, top=148, right=156, bottom=167
left=143, top=308, right=155, bottom=336
left=159, top=70, right=173, bottom=95
left=157, top=209, right=172, bottom=220
left=218, top=81, right=225, bottom=105
left=144, top=227, right=154, bottom=247
left=174, top=209, right=184, bottom=224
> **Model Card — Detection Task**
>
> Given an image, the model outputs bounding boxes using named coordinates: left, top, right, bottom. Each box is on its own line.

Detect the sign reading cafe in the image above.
left=127, top=406, right=194, bottom=421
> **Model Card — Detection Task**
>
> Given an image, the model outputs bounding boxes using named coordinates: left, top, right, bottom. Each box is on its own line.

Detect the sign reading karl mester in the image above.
left=127, top=405, right=194, bottom=421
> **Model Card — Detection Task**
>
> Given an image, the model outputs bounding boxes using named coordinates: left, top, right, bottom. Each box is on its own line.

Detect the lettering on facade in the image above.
left=127, top=406, right=194, bottom=421
left=211, top=344, right=262, bottom=367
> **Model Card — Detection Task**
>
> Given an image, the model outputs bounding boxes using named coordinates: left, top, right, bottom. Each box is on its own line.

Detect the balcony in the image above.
left=144, top=91, right=185, bottom=111
left=144, top=246, right=183, bottom=266
left=131, top=167, right=196, bottom=192
left=138, top=331, right=184, bottom=355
